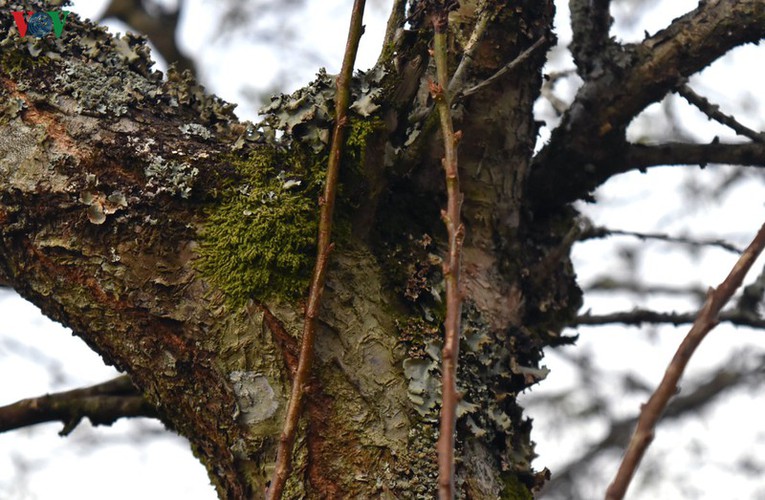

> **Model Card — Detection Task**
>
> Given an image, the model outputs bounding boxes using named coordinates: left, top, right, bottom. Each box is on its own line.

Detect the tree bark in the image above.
left=6, top=0, right=760, bottom=497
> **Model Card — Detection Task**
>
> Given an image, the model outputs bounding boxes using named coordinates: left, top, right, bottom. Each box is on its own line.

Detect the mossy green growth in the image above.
left=500, top=472, right=533, bottom=500
left=0, top=46, right=50, bottom=79
left=196, top=145, right=324, bottom=306
left=344, top=116, right=383, bottom=168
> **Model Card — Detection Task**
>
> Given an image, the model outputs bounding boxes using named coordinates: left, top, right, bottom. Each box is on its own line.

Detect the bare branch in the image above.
left=432, top=11, right=465, bottom=500
left=574, top=309, right=765, bottom=329
left=580, top=225, right=744, bottom=253
left=447, top=0, right=492, bottom=95
left=605, top=221, right=765, bottom=500
left=624, top=141, right=765, bottom=171
left=540, top=362, right=763, bottom=498
left=530, top=0, right=765, bottom=208
left=584, top=278, right=707, bottom=300
left=676, top=84, right=765, bottom=143
left=267, top=1, right=366, bottom=498
left=458, top=36, right=548, bottom=98
left=101, top=0, right=196, bottom=75
left=0, top=376, right=156, bottom=435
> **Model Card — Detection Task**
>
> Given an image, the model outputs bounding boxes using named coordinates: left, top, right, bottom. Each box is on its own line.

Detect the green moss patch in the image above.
left=196, top=146, right=324, bottom=306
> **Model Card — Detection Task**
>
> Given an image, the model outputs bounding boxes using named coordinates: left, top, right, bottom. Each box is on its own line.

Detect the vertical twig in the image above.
left=430, top=7, right=465, bottom=500
left=266, top=1, right=366, bottom=498
left=605, top=221, right=765, bottom=500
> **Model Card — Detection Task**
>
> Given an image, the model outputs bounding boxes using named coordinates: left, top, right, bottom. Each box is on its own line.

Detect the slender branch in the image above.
left=459, top=36, right=548, bottom=98
left=584, top=278, right=707, bottom=300
left=447, top=0, right=491, bottom=95
left=574, top=309, right=765, bottom=329
left=580, top=225, right=743, bottom=253
left=541, top=361, right=761, bottom=498
left=605, top=221, right=765, bottom=500
left=429, top=5, right=465, bottom=499
left=676, top=83, right=765, bottom=143
left=624, top=141, right=765, bottom=171
left=0, top=375, right=156, bottom=435
left=266, top=1, right=366, bottom=498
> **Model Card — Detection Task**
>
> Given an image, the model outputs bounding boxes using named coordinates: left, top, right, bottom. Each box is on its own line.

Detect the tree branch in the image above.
left=427, top=3, right=466, bottom=498
left=569, top=0, right=612, bottom=77
left=458, top=36, right=548, bottom=98
left=0, top=375, right=156, bottom=435
left=540, top=361, right=763, bottom=499
left=605, top=221, right=765, bottom=500
left=267, top=1, right=366, bottom=498
left=448, top=0, right=492, bottom=95
left=574, top=309, right=765, bottom=329
left=530, top=0, right=765, bottom=209
left=579, top=225, right=744, bottom=253
left=625, top=141, right=765, bottom=171
left=584, top=278, right=707, bottom=300
left=101, top=0, right=196, bottom=75
left=676, top=83, right=765, bottom=143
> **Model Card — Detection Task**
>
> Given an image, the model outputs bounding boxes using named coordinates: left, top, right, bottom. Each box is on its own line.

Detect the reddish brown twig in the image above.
left=605, top=221, right=765, bottom=500
left=430, top=8, right=465, bottom=500
left=266, top=1, right=366, bottom=498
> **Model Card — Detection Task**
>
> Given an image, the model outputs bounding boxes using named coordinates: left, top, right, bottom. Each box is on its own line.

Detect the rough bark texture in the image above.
left=2, top=0, right=762, bottom=498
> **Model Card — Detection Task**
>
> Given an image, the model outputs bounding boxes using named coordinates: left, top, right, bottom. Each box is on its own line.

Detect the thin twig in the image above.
left=677, top=84, right=765, bottom=143
left=605, top=221, right=765, bottom=500
left=541, top=360, right=762, bottom=498
left=459, top=36, right=547, bottom=98
left=580, top=225, right=743, bottom=253
left=447, top=0, right=491, bottom=95
left=430, top=6, right=465, bottom=500
left=266, top=2, right=366, bottom=498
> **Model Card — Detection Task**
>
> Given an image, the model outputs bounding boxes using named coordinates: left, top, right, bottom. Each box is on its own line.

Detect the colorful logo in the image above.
left=11, top=11, right=70, bottom=38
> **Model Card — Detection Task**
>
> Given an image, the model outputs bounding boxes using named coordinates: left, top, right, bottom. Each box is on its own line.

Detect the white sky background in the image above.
left=2, top=1, right=765, bottom=499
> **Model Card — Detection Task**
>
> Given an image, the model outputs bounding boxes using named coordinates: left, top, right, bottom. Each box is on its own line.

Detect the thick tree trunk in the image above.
left=0, top=1, right=581, bottom=498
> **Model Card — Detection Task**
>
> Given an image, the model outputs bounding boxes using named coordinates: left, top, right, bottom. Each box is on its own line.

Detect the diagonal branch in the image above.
left=267, top=1, right=366, bottom=498
left=0, top=375, right=156, bottom=435
left=676, top=83, right=765, bottom=143
left=540, top=362, right=763, bottom=499
left=605, top=221, right=765, bottom=500
left=459, top=36, right=548, bottom=98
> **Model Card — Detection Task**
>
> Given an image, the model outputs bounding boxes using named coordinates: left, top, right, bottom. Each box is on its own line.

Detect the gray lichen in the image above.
left=144, top=154, right=199, bottom=199
left=229, top=371, right=279, bottom=425
left=259, top=66, right=386, bottom=152
left=179, top=123, right=213, bottom=140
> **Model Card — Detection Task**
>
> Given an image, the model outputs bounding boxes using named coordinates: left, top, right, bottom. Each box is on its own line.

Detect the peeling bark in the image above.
left=3, top=0, right=757, bottom=498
